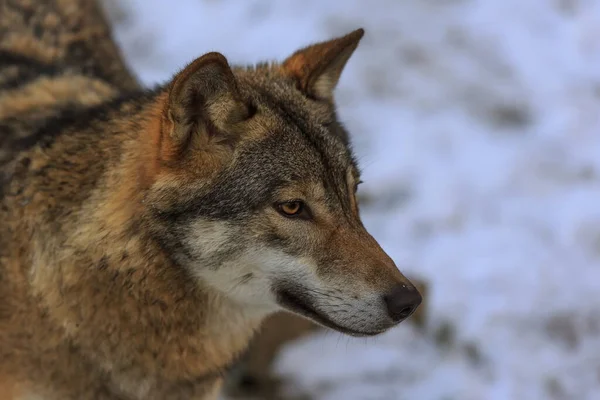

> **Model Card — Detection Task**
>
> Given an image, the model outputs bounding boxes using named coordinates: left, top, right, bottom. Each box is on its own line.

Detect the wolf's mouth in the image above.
left=275, top=286, right=386, bottom=337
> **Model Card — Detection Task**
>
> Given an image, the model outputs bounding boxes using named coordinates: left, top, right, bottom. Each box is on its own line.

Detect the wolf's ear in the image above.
left=165, top=52, right=252, bottom=148
left=282, top=28, right=364, bottom=101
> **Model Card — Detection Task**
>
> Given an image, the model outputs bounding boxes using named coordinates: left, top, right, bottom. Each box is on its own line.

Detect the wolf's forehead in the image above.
left=275, top=113, right=356, bottom=183
left=254, top=88, right=354, bottom=158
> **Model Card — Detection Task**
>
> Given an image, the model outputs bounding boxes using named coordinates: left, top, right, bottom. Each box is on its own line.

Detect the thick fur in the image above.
left=0, top=1, right=421, bottom=399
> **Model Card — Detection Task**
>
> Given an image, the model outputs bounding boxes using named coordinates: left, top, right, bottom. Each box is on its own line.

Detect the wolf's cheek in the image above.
left=186, top=244, right=306, bottom=311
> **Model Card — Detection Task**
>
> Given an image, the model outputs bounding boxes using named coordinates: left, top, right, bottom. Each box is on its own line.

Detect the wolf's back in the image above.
left=0, top=0, right=139, bottom=165
left=0, top=0, right=138, bottom=90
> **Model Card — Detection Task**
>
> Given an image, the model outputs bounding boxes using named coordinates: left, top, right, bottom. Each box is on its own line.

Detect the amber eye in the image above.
left=279, top=201, right=303, bottom=216
left=276, top=201, right=310, bottom=219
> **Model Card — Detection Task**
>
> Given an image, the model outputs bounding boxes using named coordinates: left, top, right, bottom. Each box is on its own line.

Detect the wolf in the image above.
left=0, top=0, right=422, bottom=399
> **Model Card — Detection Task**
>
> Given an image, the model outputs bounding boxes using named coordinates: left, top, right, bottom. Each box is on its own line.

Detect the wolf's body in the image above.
left=0, top=1, right=421, bottom=399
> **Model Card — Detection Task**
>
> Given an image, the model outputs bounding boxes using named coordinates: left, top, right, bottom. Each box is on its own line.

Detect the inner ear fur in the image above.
left=282, top=28, right=365, bottom=100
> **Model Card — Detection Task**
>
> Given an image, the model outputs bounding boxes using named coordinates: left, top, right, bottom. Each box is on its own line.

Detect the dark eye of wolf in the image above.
left=276, top=201, right=311, bottom=219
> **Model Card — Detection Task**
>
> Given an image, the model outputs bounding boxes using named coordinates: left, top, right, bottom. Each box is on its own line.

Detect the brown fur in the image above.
left=0, top=2, right=421, bottom=399
left=0, top=0, right=138, bottom=89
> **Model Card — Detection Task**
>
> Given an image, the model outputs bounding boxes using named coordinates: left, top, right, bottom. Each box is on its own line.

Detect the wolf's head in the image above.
left=143, top=29, right=421, bottom=336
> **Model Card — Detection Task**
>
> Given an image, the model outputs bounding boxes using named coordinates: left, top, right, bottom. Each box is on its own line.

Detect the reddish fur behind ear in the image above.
left=137, top=52, right=254, bottom=185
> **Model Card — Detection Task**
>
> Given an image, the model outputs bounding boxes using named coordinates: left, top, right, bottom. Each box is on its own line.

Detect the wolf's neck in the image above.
left=36, top=236, right=262, bottom=392
left=22, top=89, right=264, bottom=390
left=32, top=195, right=262, bottom=392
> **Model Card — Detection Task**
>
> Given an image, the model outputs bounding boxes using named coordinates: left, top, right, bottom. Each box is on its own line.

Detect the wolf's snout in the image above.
left=383, top=284, right=422, bottom=323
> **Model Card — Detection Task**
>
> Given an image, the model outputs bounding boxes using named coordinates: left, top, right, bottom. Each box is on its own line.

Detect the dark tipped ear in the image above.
left=165, top=52, right=252, bottom=148
left=282, top=28, right=364, bottom=100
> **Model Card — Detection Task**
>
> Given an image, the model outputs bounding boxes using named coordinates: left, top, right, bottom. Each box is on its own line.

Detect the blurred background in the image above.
left=103, top=1, right=600, bottom=399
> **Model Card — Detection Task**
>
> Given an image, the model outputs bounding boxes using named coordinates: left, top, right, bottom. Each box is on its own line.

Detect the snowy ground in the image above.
left=106, top=1, right=600, bottom=399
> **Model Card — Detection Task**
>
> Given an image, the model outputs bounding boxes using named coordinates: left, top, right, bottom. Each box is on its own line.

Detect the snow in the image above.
left=107, top=0, right=600, bottom=399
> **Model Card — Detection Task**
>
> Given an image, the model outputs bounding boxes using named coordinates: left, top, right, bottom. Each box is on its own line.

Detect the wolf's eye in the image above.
left=276, top=201, right=310, bottom=219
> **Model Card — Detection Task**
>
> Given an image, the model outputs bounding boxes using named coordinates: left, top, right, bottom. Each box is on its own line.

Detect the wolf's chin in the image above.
left=274, top=288, right=387, bottom=337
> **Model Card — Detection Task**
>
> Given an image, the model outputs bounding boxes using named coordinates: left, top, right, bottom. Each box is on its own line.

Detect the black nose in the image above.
left=383, top=284, right=422, bottom=323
